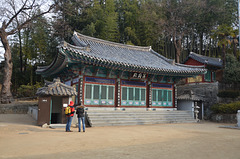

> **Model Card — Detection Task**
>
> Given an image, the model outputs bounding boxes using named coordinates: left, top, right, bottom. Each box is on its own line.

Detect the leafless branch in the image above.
left=5, top=0, right=29, bottom=28
left=7, top=3, right=55, bottom=35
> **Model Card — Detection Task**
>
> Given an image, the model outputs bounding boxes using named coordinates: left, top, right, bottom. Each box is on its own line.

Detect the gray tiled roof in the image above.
left=186, top=52, right=222, bottom=68
left=36, top=78, right=77, bottom=96
left=36, top=32, right=206, bottom=77
left=69, top=31, right=206, bottom=75
left=177, top=90, right=203, bottom=101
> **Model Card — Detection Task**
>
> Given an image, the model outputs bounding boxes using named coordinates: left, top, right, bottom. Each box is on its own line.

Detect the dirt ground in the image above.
left=0, top=114, right=240, bottom=159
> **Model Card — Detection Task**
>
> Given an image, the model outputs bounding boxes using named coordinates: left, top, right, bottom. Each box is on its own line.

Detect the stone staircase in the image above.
left=86, top=109, right=196, bottom=127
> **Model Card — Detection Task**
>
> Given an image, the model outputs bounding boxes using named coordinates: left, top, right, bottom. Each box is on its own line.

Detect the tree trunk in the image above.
left=233, top=38, right=237, bottom=58
left=176, top=47, right=181, bottom=63
left=222, top=44, right=226, bottom=69
left=199, top=33, right=203, bottom=55
left=0, top=29, right=14, bottom=103
left=173, top=38, right=182, bottom=63
left=18, top=30, right=23, bottom=73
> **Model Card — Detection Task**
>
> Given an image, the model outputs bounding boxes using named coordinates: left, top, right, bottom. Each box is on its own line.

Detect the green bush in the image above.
left=223, top=54, right=240, bottom=83
left=217, top=90, right=239, bottom=98
left=211, top=101, right=240, bottom=114
left=17, top=82, right=42, bottom=98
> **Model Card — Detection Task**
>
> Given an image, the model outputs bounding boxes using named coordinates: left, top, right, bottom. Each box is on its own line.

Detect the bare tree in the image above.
left=0, top=0, right=54, bottom=103
left=161, top=0, right=196, bottom=63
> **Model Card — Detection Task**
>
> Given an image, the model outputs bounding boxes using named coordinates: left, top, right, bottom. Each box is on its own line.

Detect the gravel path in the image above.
left=0, top=114, right=239, bottom=159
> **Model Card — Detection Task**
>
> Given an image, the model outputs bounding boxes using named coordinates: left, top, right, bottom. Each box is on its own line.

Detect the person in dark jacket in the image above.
left=65, top=101, right=75, bottom=132
left=76, top=105, right=85, bottom=132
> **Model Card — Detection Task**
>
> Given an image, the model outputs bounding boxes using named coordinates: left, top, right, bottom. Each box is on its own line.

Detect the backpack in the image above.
left=65, top=106, right=71, bottom=115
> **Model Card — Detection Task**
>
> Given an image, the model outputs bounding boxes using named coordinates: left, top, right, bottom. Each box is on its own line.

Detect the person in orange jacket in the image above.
left=65, top=101, right=75, bottom=132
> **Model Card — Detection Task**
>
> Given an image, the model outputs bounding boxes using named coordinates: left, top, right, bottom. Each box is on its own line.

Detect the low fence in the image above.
left=238, top=110, right=240, bottom=127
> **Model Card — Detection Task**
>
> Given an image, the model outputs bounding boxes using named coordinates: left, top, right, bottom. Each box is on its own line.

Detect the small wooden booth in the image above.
left=36, top=78, right=77, bottom=126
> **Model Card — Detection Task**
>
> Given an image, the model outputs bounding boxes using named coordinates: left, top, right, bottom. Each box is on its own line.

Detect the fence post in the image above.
left=237, top=110, right=240, bottom=127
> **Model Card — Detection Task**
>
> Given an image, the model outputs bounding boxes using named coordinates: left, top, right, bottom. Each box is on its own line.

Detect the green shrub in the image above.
left=217, top=90, right=239, bottom=98
left=223, top=54, right=240, bottom=83
left=211, top=101, right=240, bottom=114
left=17, top=82, right=42, bottom=98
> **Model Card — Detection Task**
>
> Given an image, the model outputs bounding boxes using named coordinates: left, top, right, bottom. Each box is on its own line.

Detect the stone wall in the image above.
left=177, top=82, right=219, bottom=119
left=210, top=114, right=237, bottom=123
left=0, top=101, right=38, bottom=114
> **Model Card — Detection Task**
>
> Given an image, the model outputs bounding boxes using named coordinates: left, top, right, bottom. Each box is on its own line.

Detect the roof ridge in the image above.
left=176, top=63, right=205, bottom=69
left=150, top=49, right=174, bottom=64
left=59, top=41, right=87, bottom=50
left=190, top=52, right=221, bottom=61
left=73, top=31, right=151, bottom=52
left=60, top=46, right=206, bottom=75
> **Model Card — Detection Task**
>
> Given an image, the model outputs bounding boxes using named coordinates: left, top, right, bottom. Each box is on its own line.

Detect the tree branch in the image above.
left=7, top=4, right=55, bottom=35
left=5, top=0, right=29, bottom=28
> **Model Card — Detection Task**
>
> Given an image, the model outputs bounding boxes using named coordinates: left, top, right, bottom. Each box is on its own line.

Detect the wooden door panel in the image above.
left=37, top=97, right=51, bottom=126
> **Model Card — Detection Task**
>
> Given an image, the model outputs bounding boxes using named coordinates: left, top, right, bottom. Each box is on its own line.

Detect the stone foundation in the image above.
left=210, top=114, right=237, bottom=123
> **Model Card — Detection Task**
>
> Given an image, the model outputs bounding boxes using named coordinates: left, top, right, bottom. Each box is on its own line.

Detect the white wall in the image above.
left=177, top=100, right=193, bottom=111
left=177, top=100, right=194, bottom=117
left=28, top=106, right=38, bottom=121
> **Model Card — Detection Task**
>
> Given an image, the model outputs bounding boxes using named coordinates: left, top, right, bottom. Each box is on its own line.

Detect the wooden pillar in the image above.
left=146, top=81, right=150, bottom=108
left=148, top=81, right=152, bottom=108
left=79, top=76, right=83, bottom=105
left=115, top=78, right=121, bottom=107
left=174, top=84, right=177, bottom=108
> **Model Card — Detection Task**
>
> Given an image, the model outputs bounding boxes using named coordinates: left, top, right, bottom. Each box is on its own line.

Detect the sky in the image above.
left=0, top=46, right=3, bottom=62
left=0, top=0, right=53, bottom=63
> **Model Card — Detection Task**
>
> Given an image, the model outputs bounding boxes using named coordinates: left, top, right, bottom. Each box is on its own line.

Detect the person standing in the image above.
left=76, top=105, right=85, bottom=132
left=65, top=101, right=75, bottom=132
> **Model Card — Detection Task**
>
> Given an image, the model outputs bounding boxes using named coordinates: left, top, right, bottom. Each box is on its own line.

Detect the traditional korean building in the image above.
left=36, top=32, right=206, bottom=110
left=183, top=52, right=222, bottom=83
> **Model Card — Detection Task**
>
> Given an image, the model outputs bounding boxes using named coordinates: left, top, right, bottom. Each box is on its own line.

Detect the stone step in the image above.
left=91, top=119, right=196, bottom=127
left=87, top=110, right=192, bottom=113
left=88, top=114, right=193, bottom=118
left=90, top=118, right=194, bottom=122
left=90, top=118, right=195, bottom=123
left=86, top=110, right=196, bottom=127
left=87, top=112, right=193, bottom=117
